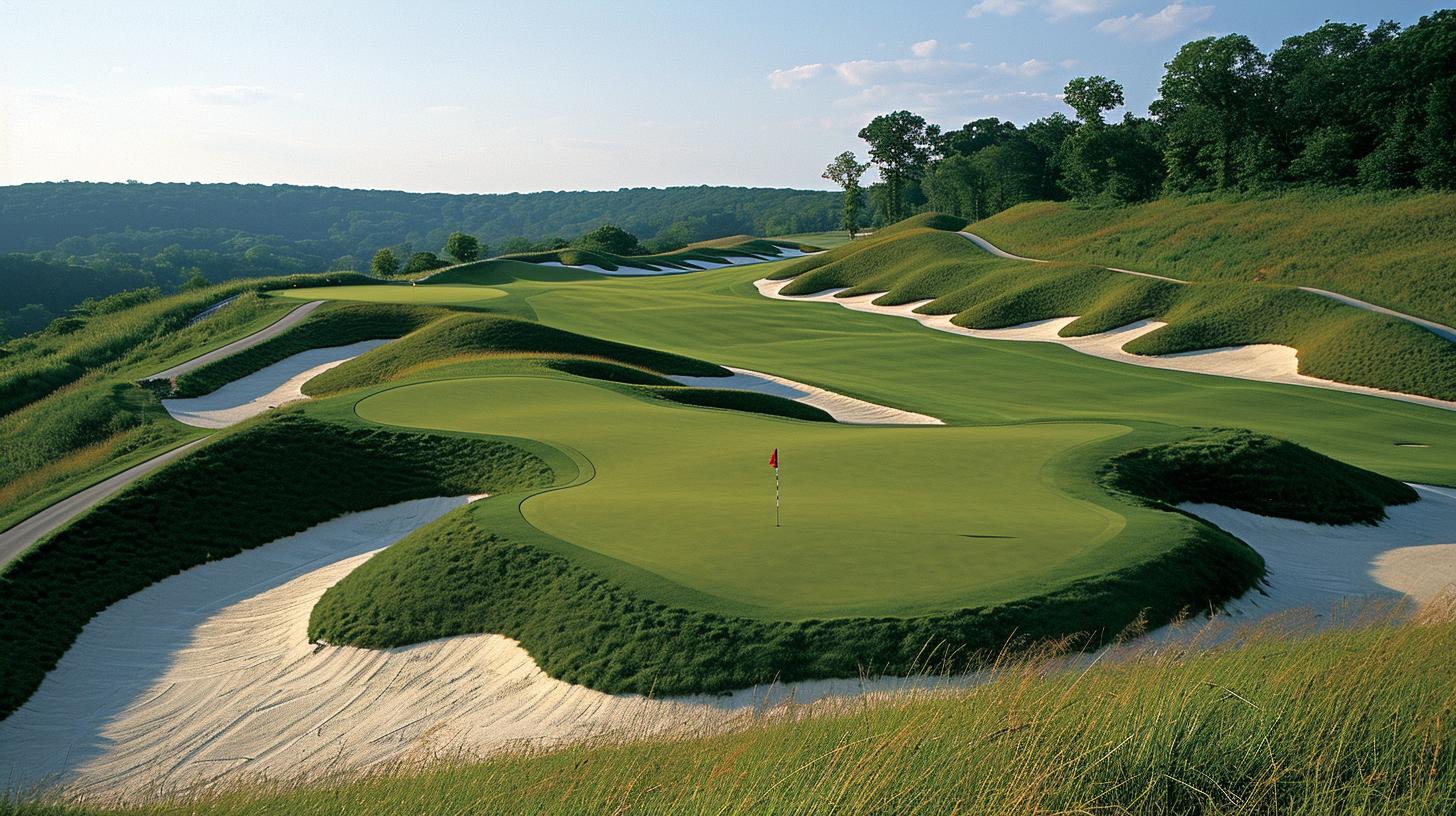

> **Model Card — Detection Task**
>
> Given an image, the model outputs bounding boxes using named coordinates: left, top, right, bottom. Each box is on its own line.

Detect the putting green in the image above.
left=356, top=375, right=1130, bottom=617
left=274, top=284, right=508, bottom=305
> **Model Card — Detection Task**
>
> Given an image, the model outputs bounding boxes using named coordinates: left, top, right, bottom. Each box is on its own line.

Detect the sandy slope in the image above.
left=1180, top=484, right=1456, bottom=619
left=161, top=340, right=388, bottom=429
left=0, top=497, right=943, bottom=803
left=145, top=300, right=326, bottom=382
left=754, top=278, right=1456, bottom=411
left=670, top=366, right=942, bottom=425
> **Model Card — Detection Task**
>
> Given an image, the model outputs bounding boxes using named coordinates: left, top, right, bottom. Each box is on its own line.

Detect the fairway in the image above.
left=356, top=376, right=1129, bottom=617
left=274, top=284, right=508, bottom=305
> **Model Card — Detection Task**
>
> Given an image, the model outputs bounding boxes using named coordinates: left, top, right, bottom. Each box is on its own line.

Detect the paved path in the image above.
left=958, top=231, right=1455, bottom=341
left=0, top=439, right=208, bottom=568
left=144, top=300, right=325, bottom=382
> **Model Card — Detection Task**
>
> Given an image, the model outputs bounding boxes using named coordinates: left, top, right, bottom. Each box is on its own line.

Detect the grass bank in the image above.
left=18, top=609, right=1456, bottom=814
left=969, top=189, right=1456, bottom=326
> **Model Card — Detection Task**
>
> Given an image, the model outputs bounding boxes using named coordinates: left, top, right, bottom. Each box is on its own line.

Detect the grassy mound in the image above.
left=310, top=500, right=1258, bottom=696
left=501, top=237, right=808, bottom=272
left=768, top=222, right=1456, bottom=401
left=20, top=615, right=1455, bottom=814
left=970, top=190, right=1456, bottom=326
left=0, top=413, right=558, bottom=720
left=643, top=386, right=832, bottom=422
left=1102, top=429, right=1419, bottom=525
left=304, top=314, right=726, bottom=394
left=170, top=303, right=443, bottom=397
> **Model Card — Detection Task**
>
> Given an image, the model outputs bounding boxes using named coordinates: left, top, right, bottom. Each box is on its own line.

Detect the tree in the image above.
left=858, top=111, right=933, bottom=222
left=935, top=117, right=1018, bottom=158
left=822, top=151, right=871, bottom=237
left=445, top=231, right=482, bottom=262
left=404, top=251, right=447, bottom=275
left=575, top=224, right=641, bottom=255
left=370, top=248, right=400, bottom=277
left=922, top=154, right=989, bottom=220
left=179, top=269, right=211, bottom=290
left=1151, top=35, right=1275, bottom=192
left=1063, top=76, right=1125, bottom=125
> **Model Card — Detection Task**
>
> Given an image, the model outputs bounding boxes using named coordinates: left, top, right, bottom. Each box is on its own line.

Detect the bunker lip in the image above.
left=538, top=247, right=810, bottom=277
left=754, top=277, right=1456, bottom=412
left=669, top=366, right=943, bottom=425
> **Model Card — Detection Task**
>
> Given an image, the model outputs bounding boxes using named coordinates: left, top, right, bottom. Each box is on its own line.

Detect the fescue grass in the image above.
left=772, top=224, right=1456, bottom=401
left=171, top=303, right=443, bottom=397
left=1101, top=428, right=1420, bottom=525
left=17, top=606, right=1455, bottom=814
left=970, top=189, right=1456, bottom=326
left=0, top=412, right=560, bottom=720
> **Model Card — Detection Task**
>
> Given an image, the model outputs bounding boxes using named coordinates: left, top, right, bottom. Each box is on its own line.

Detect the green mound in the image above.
left=304, top=313, right=725, bottom=394
left=970, top=190, right=1456, bottom=326
left=1102, top=429, right=1420, bottom=525
left=0, top=413, right=558, bottom=720
left=645, top=385, right=833, bottom=422
left=541, top=358, right=678, bottom=385
left=272, top=284, right=509, bottom=306
left=421, top=259, right=600, bottom=286
left=171, top=303, right=442, bottom=397
left=768, top=217, right=1456, bottom=401
left=502, top=237, right=805, bottom=272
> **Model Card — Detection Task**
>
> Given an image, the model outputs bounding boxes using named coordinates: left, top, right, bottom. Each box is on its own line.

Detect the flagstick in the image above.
left=775, top=463, right=781, bottom=528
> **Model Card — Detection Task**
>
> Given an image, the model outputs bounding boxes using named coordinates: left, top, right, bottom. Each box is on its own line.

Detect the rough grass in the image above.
left=1102, top=429, right=1420, bottom=525
left=14, top=609, right=1456, bottom=814
left=0, top=413, right=557, bottom=721
left=771, top=225, right=1456, bottom=401
left=309, top=496, right=1259, bottom=696
left=304, top=313, right=726, bottom=394
left=170, top=303, right=443, bottom=397
left=970, top=189, right=1456, bottom=326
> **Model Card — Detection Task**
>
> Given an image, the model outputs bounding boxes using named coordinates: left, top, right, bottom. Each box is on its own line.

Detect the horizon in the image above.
left=2, top=0, right=1445, bottom=195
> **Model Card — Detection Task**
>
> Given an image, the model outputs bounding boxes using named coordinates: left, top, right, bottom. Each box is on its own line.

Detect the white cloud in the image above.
left=910, top=39, right=939, bottom=57
left=966, top=0, right=1027, bottom=18
left=1095, top=3, right=1214, bottom=41
left=1042, top=0, right=1113, bottom=20
left=767, top=62, right=825, bottom=90
left=990, top=58, right=1051, bottom=77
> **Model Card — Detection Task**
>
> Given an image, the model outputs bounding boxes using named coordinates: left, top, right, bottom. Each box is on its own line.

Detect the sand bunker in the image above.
left=670, top=366, right=942, bottom=425
left=540, top=247, right=809, bottom=277
left=755, top=278, right=1456, bottom=411
left=1180, top=484, right=1456, bottom=619
left=0, top=497, right=952, bottom=803
left=161, top=340, right=387, bottom=429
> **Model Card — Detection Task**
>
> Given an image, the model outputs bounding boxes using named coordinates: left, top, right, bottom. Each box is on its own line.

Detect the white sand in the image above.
left=0, top=497, right=957, bottom=803
left=754, top=277, right=1456, bottom=411
left=161, top=340, right=388, bottom=429
left=540, top=248, right=809, bottom=277
left=670, top=366, right=942, bottom=425
left=1179, top=484, right=1456, bottom=620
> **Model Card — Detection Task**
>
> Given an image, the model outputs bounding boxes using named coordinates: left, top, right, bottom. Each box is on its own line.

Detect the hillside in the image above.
left=969, top=190, right=1456, bottom=326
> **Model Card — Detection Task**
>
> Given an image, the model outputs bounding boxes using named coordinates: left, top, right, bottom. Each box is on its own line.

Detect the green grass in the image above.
left=272, top=284, right=508, bottom=305
left=969, top=189, right=1456, bottom=326
left=770, top=225, right=1456, bottom=401
left=303, top=313, right=726, bottom=395
left=0, top=412, right=560, bottom=721
left=171, top=303, right=443, bottom=397
left=1101, top=429, right=1420, bottom=525
left=501, top=236, right=813, bottom=272
left=21, top=611, right=1455, bottom=815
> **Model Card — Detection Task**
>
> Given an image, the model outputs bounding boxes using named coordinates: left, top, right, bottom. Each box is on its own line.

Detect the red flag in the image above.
left=769, top=448, right=778, bottom=469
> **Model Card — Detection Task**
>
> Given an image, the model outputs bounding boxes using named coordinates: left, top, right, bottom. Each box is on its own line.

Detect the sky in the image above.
left=0, top=0, right=1446, bottom=194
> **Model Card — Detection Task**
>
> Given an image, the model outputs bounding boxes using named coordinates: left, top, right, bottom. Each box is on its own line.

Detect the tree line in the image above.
left=822, top=12, right=1456, bottom=229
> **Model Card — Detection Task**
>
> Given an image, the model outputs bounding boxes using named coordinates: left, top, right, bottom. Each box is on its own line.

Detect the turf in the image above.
left=0, top=412, right=561, bottom=721
left=969, top=190, right=1456, bottom=326
left=500, top=237, right=812, bottom=272
left=352, top=376, right=1135, bottom=618
left=272, top=284, right=508, bottom=305
left=1101, top=429, right=1420, bottom=525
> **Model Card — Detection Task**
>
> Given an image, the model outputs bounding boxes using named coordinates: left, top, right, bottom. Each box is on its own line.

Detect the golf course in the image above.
left=4, top=5, right=1456, bottom=808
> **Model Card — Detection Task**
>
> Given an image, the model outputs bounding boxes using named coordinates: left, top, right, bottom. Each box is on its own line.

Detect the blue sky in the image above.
left=0, top=0, right=1445, bottom=193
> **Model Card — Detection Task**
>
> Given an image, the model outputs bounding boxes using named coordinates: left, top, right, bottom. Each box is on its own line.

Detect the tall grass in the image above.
left=970, top=189, right=1456, bottom=326
left=15, top=605, right=1455, bottom=814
